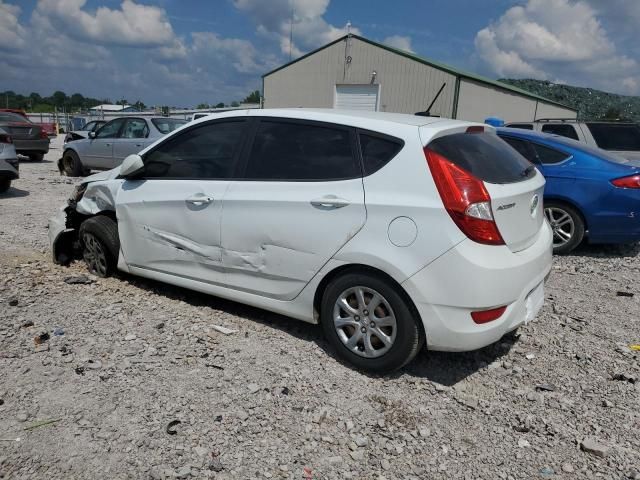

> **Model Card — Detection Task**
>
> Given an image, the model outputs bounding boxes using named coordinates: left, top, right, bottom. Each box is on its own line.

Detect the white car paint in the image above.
left=50, top=108, right=552, bottom=353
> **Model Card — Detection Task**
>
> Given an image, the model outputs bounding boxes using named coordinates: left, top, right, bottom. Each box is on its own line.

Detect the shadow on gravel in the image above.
left=0, top=187, right=30, bottom=198
left=566, top=242, right=640, bottom=259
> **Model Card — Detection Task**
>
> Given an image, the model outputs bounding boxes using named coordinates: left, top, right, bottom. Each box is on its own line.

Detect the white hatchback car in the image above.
left=50, top=109, right=552, bottom=373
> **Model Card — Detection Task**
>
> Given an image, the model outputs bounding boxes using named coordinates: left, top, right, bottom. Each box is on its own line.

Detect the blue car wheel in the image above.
left=544, top=202, right=585, bottom=254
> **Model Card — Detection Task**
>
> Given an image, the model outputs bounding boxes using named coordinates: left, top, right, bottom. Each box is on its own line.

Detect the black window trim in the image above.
left=134, top=117, right=250, bottom=181
left=355, top=128, right=405, bottom=176
left=234, top=116, right=363, bottom=182
left=499, top=134, right=573, bottom=166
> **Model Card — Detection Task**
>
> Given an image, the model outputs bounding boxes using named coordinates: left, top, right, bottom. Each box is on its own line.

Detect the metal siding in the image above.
left=534, top=102, right=577, bottom=120
left=264, top=37, right=456, bottom=116
left=456, top=79, right=538, bottom=123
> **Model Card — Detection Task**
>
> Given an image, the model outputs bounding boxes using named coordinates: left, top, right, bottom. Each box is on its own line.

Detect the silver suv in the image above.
left=504, top=120, right=640, bottom=161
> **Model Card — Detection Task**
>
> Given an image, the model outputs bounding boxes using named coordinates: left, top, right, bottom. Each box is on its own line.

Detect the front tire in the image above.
left=62, top=150, right=83, bottom=177
left=320, top=272, right=423, bottom=374
left=544, top=202, right=584, bottom=254
left=0, top=177, right=10, bottom=193
left=79, top=216, right=119, bottom=277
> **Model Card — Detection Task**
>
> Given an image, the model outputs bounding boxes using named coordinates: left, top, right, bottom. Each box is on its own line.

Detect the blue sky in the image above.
left=1, top=0, right=639, bottom=106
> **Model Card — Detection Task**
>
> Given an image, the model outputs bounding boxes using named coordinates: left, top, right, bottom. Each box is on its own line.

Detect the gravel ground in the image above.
left=1, top=136, right=639, bottom=480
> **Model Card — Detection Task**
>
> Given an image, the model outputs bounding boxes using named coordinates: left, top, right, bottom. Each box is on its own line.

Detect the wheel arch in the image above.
left=544, top=195, right=589, bottom=232
left=312, top=263, right=426, bottom=340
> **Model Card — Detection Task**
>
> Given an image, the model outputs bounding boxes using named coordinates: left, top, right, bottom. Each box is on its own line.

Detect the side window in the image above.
left=96, top=118, right=125, bottom=139
left=244, top=120, right=359, bottom=180
left=531, top=143, right=571, bottom=164
left=506, top=123, right=534, bottom=130
left=541, top=124, right=579, bottom=140
left=122, top=118, right=149, bottom=139
left=500, top=136, right=538, bottom=164
left=359, top=132, right=403, bottom=175
left=143, top=121, right=246, bottom=179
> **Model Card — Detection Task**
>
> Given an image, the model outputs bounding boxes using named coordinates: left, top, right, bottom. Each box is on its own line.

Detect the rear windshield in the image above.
left=0, top=112, right=31, bottom=123
left=428, top=132, right=535, bottom=184
left=586, top=123, right=640, bottom=151
left=152, top=118, right=187, bottom=134
left=506, top=123, right=534, bottom=130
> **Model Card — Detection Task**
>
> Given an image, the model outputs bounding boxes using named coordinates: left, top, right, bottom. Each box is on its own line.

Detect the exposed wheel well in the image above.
left=313, top=263, right=426, bottom=340
left=544, top=197, right=588, bottom=232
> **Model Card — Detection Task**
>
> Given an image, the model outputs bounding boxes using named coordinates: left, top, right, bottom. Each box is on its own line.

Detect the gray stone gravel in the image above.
left=1, top=137, right=639, bottom=479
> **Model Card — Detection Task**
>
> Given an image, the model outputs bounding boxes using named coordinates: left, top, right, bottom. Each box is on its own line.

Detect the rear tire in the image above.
left=0, top=177, right=10, bottom=193
left=79, top=215, right=119, bottom=278
left=320, top=271, right=423, bottom=374
left=29, top=153, right=44, bottom=162
left=544, top=202, right=584, bottom=254
left=62, top=150, right=83, bottom=177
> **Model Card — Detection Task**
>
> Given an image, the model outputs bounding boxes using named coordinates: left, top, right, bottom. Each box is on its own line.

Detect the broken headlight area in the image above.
left=51, top=205, right=90, bottom=266
left=69, top=183, right=87, bottom=203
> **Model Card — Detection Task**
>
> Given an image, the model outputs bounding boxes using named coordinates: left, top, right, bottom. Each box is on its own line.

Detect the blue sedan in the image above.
left=496, top=128, right=640, bottom=253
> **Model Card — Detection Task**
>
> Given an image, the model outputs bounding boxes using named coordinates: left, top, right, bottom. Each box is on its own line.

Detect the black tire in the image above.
left=79, top=215, right=119, bottom=277
left=0, top=177, right=10, bottom=193
left=29, top=153, right=44, bottom=162
left=320, top=271, right=424, bottom=374
left=62, top=150, right=83, bottom=177
left=544, top=201, right=585, bottom=254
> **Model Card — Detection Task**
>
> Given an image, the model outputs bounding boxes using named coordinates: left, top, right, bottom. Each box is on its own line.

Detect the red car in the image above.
left=0, top=110, right=50, bottom=161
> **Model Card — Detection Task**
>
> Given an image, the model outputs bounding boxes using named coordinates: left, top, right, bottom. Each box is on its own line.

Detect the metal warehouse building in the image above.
left=263, top=34, right=576, bottom=122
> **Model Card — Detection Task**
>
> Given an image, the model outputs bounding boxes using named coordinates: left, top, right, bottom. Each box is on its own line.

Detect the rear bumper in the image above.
left=14, top=138, right=50, bottom=154
left=402, top=221, right=553, bottom=351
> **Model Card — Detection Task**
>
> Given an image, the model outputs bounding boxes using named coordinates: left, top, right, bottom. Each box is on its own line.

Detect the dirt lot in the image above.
left=1, top=137, right=639, bottom=480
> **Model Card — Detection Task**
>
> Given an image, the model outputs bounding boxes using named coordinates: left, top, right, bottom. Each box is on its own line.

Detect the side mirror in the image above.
left=88, top=131, right=96, bottom=139
left=120, top=154, right=144, bottom=178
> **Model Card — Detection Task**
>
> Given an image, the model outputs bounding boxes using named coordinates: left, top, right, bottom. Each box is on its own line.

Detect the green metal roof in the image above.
left=263, top=34, right=576, bottom=112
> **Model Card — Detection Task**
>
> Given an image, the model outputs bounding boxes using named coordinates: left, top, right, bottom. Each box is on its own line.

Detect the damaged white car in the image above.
left=49, top=109, right=552, bottom=373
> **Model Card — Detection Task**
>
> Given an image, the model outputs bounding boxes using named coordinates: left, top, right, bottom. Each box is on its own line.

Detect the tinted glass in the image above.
left=122, top=119, right=149, bottom=139
left=506, top=123, right=534, bottom=130
left=359, top=133, right=403, bottom=175
left=244, top=121, right=358, bottom=180
left=0, top=112, right=30, bottom=123
left=531, top=143, right=571, bottom=164
left=428, top=132, right=535, bottom=184
left=500, top=136, right=537, bottom=163
left=96, top=118, right=125, bottom=138
left=586, top=123, right=640, bottom=151
left=152, top=118, right=187, bottom=134
left=143, top=121, right=245, bottom=179
left=541, top=123, right=579, bottom=140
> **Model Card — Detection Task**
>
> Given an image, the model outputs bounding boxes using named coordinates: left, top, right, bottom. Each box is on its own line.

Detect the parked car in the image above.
left=504, top=119, right=640, bottom=161
left=59, top=116, right=187, bottom=176
left=0, top=111, right=50, bottom=161
left=0, top=127, right=19, bottom=193
left=0, top=109, right=57, bottom=137
left=497, top=127, right=640, bottom=254
left=50, top=109, right=552, bottom=373
left=64, top=120, right=107, bottom=143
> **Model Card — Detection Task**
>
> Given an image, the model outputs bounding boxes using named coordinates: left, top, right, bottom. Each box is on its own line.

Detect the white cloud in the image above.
left=474, top=0, right=639, bottom=94
left=36, top=0, right=175, bottom=47
left=234, top=0, right=359, bottom=57
left=382, top=35, right=413, bottom=53
left=0, top=1, right=27, bottom=51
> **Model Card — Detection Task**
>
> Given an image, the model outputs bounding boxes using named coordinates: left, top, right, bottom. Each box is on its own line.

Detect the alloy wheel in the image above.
left=82, top=232, right=108, bottom=277
left=545, top=207, right=575, bottom=248
left=332, top=286, right=397, bottom=358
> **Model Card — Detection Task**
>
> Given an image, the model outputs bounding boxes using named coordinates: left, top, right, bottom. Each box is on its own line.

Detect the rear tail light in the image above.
left=611, top=174, right=640, bottom=189
left=465, top=126, right=485, bottom=134
left=424, top=147, right=505, bottom=245
left=39, top=128, right=48, bottom=139
left=471, top=306, right=507, bottom=324
left=0, top=134, right=12, bottom=144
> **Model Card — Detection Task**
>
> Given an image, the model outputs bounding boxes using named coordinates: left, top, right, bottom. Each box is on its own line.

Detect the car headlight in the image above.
left=70, top=183, right=87, bottom=202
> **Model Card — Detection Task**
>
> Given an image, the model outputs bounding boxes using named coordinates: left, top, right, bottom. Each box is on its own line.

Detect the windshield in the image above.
left=152, top=118, right=187, bottom=134
left=0, top=112, right=31, bottom=123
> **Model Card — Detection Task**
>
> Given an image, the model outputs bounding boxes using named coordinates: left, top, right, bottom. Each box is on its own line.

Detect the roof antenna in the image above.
left=415, top=82, right=446, bottom=117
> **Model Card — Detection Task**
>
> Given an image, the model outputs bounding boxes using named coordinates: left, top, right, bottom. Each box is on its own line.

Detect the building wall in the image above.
left=264, top=37, right=457, bottom=117
left=535, top=101, right=577, bottom=120
left=456, top=79, right=539, bottom=123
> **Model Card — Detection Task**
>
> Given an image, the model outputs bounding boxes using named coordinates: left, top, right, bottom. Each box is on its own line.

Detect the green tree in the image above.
left=230, top=101, right=240, bottom=107
left=51, top=90, right=68, bottom=107
left=196, top=103, right=210, bottom=109
left=242, top=90, right=260, bottom=104
left=215, top=102, right=225, bottom=108
left=133, top=100, right=146, bottom=111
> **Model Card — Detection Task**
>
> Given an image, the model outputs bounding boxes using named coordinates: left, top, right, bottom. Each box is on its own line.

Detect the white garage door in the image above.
left=334, top=84, right=379, bottom=111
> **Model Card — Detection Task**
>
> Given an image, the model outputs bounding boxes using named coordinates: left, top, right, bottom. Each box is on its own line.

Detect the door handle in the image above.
left=310, top=196, right=350, bottom=209
left=186, top=195, right=214, bottom=206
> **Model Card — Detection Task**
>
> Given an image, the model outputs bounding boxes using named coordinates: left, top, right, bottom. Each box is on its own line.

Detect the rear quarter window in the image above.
left=541, top=123, right=579, bottom=140
left=359, top=132, right=403, bottom=175
left=505, top=123, right=534, bottom=130
left=427, top=132, right=535, bottom=184
left=586, top=123, right=640, bottom=151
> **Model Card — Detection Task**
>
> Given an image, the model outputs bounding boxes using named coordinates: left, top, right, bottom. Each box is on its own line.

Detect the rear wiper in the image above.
left=521, top=165, right=535, bottom=177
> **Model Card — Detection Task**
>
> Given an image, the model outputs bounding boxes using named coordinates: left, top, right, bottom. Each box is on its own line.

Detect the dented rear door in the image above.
left=220, top=118, right=366, bottom=301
